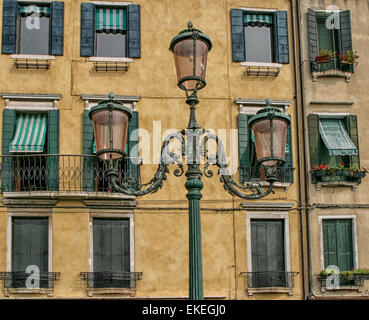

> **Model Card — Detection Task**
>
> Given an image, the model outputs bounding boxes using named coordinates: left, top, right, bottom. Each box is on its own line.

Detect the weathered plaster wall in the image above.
left=0, top=0, right=302, bottom=299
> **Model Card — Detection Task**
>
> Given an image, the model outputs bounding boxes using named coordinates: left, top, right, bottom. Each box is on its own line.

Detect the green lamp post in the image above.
left=89, top=22, right=290, bottom=300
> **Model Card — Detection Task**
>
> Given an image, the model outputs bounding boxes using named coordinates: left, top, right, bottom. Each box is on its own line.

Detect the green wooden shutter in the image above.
left=47, top=110, right=59, bottom=191
left=273, top=11, right=289, bottom=64
left=12, top=218, right=48, bottom=287
left=308, top=114, right=320, bottom=183
left=2, top=109, right=16, bottom=192
left=80, top=3, right=95, bottom=57
left=307, top=9, right=318, bottom=71
left=339, top=10, right=353, bottom=73
left=251, top=220, right=285, bottom=287
left=344, top=115, right=360, bottom=170
left=49, top=1, right=64, bottom=56
left=238, top=114, right=249, bottom=183
left=83, top=110, right=95, bottom=191
left=230, top=9, right=245, bottom=62
left=323, top=219, right=354, bottom=271
left=127, top=111, right=140, bottom=189
left=2, top=0, right=18, bottom=54
left=284, top=120, right=293, bottom=183
left=127, top=4, right=141, bottom=58
left=93, top=219, right=130, bottom=288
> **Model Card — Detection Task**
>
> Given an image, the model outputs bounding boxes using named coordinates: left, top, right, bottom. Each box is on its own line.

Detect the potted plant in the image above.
left=339, top=50, right=359, bottom=65
left=316, top=50, right=334, bottom=63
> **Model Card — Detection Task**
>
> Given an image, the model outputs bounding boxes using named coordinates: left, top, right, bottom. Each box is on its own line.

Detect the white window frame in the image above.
left=6, top=210, right=54, bottom=296
left=87, top=211, right=135, bottom=296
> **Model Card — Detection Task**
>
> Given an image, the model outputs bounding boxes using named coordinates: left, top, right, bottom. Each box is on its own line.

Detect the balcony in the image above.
left=0, top=271, right=60, bottom=296
left=80, top=271, right=143, bottom=297
left=311, top=58, right=354, bottom=83
left=241, top=167, right=295, bottom=183
left=316, top=273, right=369, bottom=293
left=240, top=271, right=299, bottom=296
left=0, top=154, right=140, bottom=195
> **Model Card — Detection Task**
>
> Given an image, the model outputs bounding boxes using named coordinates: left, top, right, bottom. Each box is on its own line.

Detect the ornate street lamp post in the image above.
left=89, top=22, right=290, bottom=300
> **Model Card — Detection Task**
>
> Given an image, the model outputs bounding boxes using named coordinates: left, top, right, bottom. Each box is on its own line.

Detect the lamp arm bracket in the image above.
left=109, top=131, right=185, bottom=196
left=201, top=133, right=275, bottom=199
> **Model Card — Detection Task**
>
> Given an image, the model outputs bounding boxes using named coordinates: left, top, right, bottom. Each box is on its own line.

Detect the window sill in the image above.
left=312, top=69, right=352, bottom=83
left=89, top=57, right=133, bottom=72
left=321, top=286, right=363, bottom=293
left=4, top=288, right=55, bottom=297
left=86, top=288, right=136, bottom=297
left=315, top=181, right=359, bottom=191
left=247, top=287, right=294, bottom=296
left=10, top=54, right=55, bottom=70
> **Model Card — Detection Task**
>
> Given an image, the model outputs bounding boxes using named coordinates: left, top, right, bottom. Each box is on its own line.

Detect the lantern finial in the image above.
left=108, top=92, right=115, bottom=100
left=187, top=21, right=193, bottom=29
left=266, top=98, right=272, bottom=107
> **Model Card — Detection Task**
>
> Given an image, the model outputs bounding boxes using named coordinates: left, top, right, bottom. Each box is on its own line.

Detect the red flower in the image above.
left=341, top=162, right=344, bottom=165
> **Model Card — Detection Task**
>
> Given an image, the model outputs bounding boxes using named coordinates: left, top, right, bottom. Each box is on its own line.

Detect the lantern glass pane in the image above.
left=92, top=109, right=129, bottom=160
left=173, top=38, right=208, bottom=90
left=252, top=119, right=287, bottom=166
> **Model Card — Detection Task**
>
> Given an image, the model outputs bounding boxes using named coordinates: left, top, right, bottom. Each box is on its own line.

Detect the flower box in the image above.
left=316, top=55, right=330, bottom=63
left=353, top=171, right=366, bottom=178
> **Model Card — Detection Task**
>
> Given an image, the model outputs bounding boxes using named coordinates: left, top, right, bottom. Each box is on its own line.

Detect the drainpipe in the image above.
left=291, top=0, right=307, bottom=300
left=296, top=0, right=313, bottom=299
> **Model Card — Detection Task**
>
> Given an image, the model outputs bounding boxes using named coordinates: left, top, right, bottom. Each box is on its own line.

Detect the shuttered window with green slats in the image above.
left=308, top=114, right=360, bottom=183
left=307, top=9, right=354, bottom=73
left=251, top=219, right=286, bottom=288
left=1, top=0, right=64, bottom=55
left=93, top=218, right=130, bottom=288
left=81, top=3, right=140, bottom=58
left=231, top=9, right=289, bottom=64
left=238, top=113, right=294, bottom=183
left=323, top=219, right=355, bottom=285
left=12, top=217, right=48, bottom=288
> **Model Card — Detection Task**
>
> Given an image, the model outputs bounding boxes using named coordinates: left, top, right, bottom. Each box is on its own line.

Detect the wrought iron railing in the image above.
left=241, top=167, right=295, bottom=183
left=0, top=154, right=140, bottom=193
left=311, top=58, right=354, bottom=73
left=240, top=271, right=299, bottom=289
left=0, top=271, right=60, bottom=289
left=316, top=274, right=369, bottom=289
left=80, top=271, right=143, bottom=289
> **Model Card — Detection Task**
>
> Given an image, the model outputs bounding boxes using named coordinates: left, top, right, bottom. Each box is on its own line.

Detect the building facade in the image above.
left=0, top=0, right=337, bottom=300
left=298, top=0, right=369, bottom=299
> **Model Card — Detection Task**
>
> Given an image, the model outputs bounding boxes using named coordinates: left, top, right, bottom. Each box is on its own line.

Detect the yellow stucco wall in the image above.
left=0, top=0, right=303, bottom=299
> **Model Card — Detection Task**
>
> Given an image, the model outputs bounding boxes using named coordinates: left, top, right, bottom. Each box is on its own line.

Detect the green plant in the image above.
left=339, top=50, right=359, bottom=65
left=318, top=49, right=334, bottom=57
left=319, top=268, right=369, bottom=278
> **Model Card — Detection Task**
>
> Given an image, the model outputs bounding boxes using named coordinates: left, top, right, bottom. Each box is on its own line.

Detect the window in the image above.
left=308, top=114, right=362, bottom=184
left=250, top=220, right=286, bottom=288
left=80, top=3, right=140, bottom=58
left=308, top=9, right=353, bottom=74
left=231, top=9, right=289, bottom=64
left=11, top=217, right=48, bottom=288
left=322, top=219, right=355, bottom=285
left=1, top=0, right=64, bottom=55
left=93, top=219, right=130, bottom=288
left=238, top=111, right=293, bottom=184
left=1, top=109, right=60, bottom=192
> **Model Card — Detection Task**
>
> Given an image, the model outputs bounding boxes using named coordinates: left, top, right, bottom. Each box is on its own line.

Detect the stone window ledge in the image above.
left=241, top=62, right=282, bottom=77
left=4, top=288, right=55, bottom=297
left=247, top=287, right=294, bottom=296
left=312, top=70, right=352, bottom=83
left=87, top=288, right=136, bottom=297
left=321, top=286, right=363, bottom=293
left=316, top=181, right=358, bottom=191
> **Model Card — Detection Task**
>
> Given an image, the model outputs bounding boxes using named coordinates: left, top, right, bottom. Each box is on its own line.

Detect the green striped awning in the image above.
left=9, top=114, right=47, bottom=153
left=19, top=5, right=50, bottom=16
left=96, top=7, right=127, bottom=33
left=319, top=119, right=358, bottom=156
left=244, top=14, right=273, bottom=26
